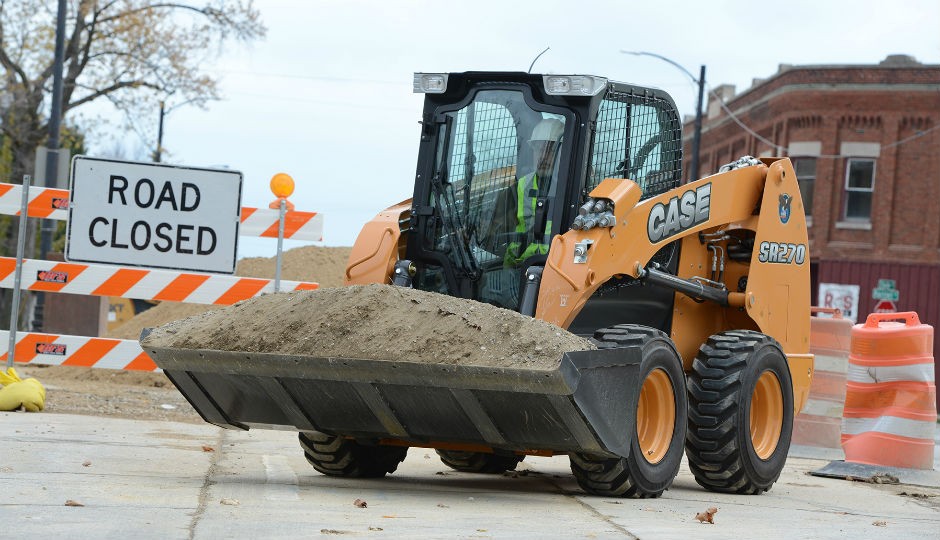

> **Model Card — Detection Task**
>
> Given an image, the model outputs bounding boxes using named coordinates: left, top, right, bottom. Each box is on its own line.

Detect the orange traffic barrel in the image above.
left=792, top=308, right=853, bottom=451
left=842, top=312, right=936, bottom=470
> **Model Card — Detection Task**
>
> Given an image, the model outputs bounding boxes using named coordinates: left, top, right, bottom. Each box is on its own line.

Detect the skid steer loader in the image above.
left=144, top=72, right=813, bottom=498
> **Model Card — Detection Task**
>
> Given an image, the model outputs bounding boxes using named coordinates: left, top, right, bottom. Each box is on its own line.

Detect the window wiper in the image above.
left=431, top=118, right=480, bottom=280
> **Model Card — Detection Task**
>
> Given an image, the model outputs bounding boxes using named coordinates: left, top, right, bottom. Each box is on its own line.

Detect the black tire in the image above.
left=685, top=330, right=794, bottom=494
left=435, top=450, right=523, bottom=474
left=570, top=324, right=688, bottom=498
left=299, top=431, right=408, bottom=478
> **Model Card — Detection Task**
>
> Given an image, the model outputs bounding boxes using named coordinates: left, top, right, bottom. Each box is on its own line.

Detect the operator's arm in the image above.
left=479, top=182, right=518, bottom=255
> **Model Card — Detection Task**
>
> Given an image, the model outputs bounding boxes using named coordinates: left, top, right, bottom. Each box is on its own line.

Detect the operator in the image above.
left=503, top=117, right=564, bottom=267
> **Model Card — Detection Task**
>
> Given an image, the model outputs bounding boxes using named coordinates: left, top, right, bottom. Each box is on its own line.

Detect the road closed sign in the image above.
left=66, top=156, right=243, bottom=274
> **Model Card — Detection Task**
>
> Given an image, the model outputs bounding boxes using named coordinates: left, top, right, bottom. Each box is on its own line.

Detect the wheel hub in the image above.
left=636, top=368, right=675, bottom=464
left=750, top=371, right=783, bottom=459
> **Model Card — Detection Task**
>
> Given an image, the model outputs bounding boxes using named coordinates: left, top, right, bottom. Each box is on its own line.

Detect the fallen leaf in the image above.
left=220, top=498, right=239, bottom=506
left=82, top=461, right=91, bottom=467
left=65, top=500, right=84, bottom=507
left=848, top=473, right=899, bottom=484
left=873, top=520, right=887, bottom=527
left=354, top=498, right=367, bottom=508
left=871, top=474, right=899, bottom=484
left=694, top=506, right=718, bottom=524
left=202, top=446, right=215, bottom=452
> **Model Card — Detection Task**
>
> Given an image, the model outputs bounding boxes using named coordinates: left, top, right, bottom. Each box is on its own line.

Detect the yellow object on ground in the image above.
left=0, top=367, right=46, bottom=412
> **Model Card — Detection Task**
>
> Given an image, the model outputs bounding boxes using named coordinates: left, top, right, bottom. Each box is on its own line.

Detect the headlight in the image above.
left=543, top=75, right=607, bottom=96
left=413, top=73, right=449, bottom=94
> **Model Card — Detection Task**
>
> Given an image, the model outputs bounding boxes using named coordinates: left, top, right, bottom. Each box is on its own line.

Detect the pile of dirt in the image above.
left=143, top=284, right=594, bottom=369
left=107, top=246, right=352, bottom=340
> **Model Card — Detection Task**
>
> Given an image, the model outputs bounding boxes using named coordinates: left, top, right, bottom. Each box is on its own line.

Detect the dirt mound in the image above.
left=107, top=246, right=352, bottom=340
left=143, top=284, right=594, bottom=369
left=234, top=246, right=351, bottom=287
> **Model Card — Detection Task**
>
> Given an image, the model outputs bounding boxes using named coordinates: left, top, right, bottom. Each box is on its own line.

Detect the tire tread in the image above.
left=685, top=330, right=792, bottom=495
left=299, top=431, right=407, bottom=478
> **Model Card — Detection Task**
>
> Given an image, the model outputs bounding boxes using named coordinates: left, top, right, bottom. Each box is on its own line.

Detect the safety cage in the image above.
left=407, top=73, right=683, bottom=313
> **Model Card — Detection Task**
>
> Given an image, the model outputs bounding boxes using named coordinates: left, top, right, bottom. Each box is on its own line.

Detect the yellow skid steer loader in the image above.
left=145, top=72, right=812, bottom=498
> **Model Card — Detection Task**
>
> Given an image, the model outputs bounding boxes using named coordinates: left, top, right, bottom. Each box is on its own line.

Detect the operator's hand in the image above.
left=503, top=248, right=519, bottom=269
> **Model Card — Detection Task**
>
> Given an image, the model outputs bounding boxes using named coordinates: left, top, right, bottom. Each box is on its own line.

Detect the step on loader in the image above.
left=145, top=72, right=813, bottom=498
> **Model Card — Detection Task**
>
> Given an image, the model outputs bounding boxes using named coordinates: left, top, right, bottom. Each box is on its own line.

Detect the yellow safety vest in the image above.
left=505, top=173, right=551, bottom=266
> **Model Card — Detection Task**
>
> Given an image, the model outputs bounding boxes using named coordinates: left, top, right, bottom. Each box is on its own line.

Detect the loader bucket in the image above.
left=144, top=341, right=642, bottom=459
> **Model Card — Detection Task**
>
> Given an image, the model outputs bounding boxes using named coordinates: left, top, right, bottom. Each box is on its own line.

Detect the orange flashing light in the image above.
left=270, top=172, right=295, bottom=198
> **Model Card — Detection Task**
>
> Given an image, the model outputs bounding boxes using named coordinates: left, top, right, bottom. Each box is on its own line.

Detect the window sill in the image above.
left=835, top=221, right=872, bottom=230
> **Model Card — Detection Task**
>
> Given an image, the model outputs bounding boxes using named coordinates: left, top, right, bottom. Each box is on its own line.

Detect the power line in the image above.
left=224, top=90, right=415, bottom=112
left=704, top=84, right=940, bottom=158
left=209, top=69, right=404, bottom=86
left=625, top=50, right=940, bottom=158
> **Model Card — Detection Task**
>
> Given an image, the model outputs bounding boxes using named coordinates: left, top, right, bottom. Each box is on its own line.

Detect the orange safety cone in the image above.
left=792, top=308, right=853, bottom=452
left=841, top=312, right=936, bottom=470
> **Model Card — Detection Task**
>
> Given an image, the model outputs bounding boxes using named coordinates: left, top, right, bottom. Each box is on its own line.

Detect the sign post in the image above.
left=66, top=157, right=243, bottom=274
left=7, top=176, right=31, bottom=368
left=269, top=173, right=296, bottom=293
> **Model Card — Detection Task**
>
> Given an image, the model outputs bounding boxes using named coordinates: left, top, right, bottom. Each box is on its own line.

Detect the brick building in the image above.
left=684, top=55, right=940, bottom=393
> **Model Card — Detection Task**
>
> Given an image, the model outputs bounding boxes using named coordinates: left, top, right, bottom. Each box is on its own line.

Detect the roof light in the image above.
left=543, top=75, right=607, bottom=96
left=413, top=73, right=449, bottom=94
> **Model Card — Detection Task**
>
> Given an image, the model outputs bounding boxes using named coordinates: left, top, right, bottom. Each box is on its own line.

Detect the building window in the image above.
left=843, top=158, right=875, bottom=221
left=793, top=158, right=816, bottom=217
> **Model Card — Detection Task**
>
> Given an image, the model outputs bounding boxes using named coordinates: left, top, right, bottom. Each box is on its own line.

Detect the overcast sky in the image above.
left=86, top=0, right=940, bottom=259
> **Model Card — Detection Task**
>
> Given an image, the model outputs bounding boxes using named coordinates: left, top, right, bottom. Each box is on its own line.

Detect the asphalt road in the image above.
left=2, top=412, right=939, bottom=539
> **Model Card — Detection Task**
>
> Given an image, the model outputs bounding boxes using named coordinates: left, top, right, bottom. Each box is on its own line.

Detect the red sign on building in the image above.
left=873, top=300, right=897, bottom=313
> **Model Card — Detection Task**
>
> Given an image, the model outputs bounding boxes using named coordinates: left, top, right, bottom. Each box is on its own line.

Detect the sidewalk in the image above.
left=2, top=412, right=938, bottom=539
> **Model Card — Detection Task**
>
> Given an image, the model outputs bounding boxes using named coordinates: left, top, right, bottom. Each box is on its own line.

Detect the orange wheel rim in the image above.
left=636, top=368, right=675, bottom=465
left=750, top=371, right=783, bottom=459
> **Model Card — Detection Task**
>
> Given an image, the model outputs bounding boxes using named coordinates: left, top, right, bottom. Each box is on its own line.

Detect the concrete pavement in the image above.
left=2, top=412, right=938, bottom=539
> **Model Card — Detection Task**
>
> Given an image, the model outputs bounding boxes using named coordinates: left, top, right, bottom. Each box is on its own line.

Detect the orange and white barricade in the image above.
left=0, top=257, right=318, bottom=305
left=0, top=182, right=323, bottom=241
left=1, top=331, right=155, bottom=371
left=842, top=312, right=936, bottom=470
left=792, top=308, right=853, bottom=451
left=0, top=179, right=323, bottom=372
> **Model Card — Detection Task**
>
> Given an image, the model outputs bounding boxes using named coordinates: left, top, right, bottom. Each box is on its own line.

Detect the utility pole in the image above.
left=155, top=101, right=165, bottom=162
left=690, top=65, right=706, bottom=183
left=33, top=0, right=67, bottom=332
left=620, top=51, right=707, bottom=183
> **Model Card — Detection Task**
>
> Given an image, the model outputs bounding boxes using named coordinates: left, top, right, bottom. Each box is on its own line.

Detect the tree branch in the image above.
left=0, top=11, right=30, bottom=86
left=65, top=79, right=161, bottom=112
left=96, top=2, right=263, bottom=40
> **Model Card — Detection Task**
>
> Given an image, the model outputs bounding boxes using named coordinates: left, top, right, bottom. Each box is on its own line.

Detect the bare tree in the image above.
left=0, top=0, right=265, bottom=326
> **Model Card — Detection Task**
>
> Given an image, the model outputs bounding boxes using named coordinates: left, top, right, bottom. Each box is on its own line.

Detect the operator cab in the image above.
left=407, top=72, right=683, bottom=334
